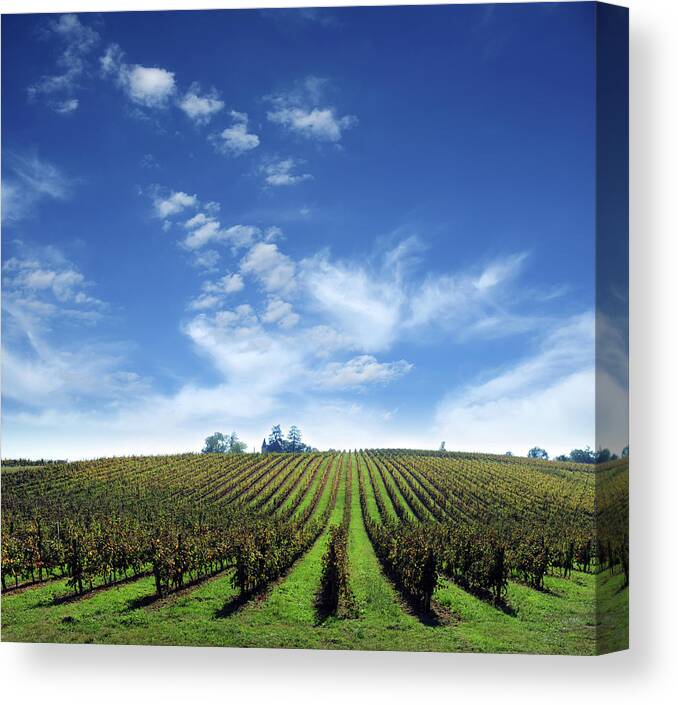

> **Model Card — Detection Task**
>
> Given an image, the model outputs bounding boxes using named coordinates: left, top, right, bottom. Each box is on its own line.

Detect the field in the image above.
left=1, top=450, right=628, bottom=654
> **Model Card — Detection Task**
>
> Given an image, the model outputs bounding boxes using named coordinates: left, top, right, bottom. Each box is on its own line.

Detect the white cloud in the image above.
left=268, top=107, right=357, bottom=142
left=184, top=310, right=304, bottom=394
left=262, top=158, right=313, bottom=187
left=596, top=313, right=629, bottom=454
left=2, top=249, right=105, bottom=316
left=262, top=297, right=300, bottom=329
left=300, top=254, right=402, bottom=352
left=187, top=294, right=223, bottom=311
left=178, top=83, right=225, bottom=124
left=190, top=249, right=221, bottom=272
left=214, top=111, right=260, bottom=155
left=2, top=343, right=147, bottom=408
left=153, top=191, right=198, bottom=218
left=316, top=355, right=412, bottom=390
left=140, top=153, right=159, bottom=169
left=54, top=98, right=79, bottom=114
left=434, top=313, right=596, bottom=456
left=188, top=273, right=245, bottom=310
left=183, top=220, right=259, bottom=251
left=240, top=242, right=297, bottom=295
left=267, top=76, right=357, bottom=142
left=100, top=43, right=124, bottom=76
left=406, top=253, right=527, bottom=329
left=2, top=153, right=73, bottom=224
left=208, top=273, right=245, bottom=294
left=126, top=66, right=176, bottom=108
left=27, top=14, right=99, bottom=113
left=184, top=212, right=211, bottom=229
left=1, top=245, right=144, bottom=414
left=101, top=43, right=176, bottom=109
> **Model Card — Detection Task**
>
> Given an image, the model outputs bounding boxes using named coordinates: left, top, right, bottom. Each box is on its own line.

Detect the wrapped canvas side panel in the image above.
left=595, top=1, right=629, bottom=655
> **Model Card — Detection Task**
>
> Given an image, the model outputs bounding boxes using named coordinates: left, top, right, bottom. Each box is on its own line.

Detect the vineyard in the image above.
left=1, top=450, right=628, bottom=654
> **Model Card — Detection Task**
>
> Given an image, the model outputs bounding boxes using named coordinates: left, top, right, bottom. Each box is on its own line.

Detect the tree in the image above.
left=595, top=448, right=611, bottom=464
left=555, top=454, right=569, bottom=462
left=569, top=447, right=596, bottom=464
left=622, top=445, right=629, bottom=458
left=261, top=438, right=268, bottom=454
left=527, top=447, right=549, bottom=460
left=439, top=441, right=446, bottom=452
left=287, top=425, right=302, bottom=453
left=266, top=425, right=285, bottom=453
left=228, top=431, right=247, bottom=454
left=505, top=451, right=513, bottom=456
left=202, top=432, right=229, bottom=454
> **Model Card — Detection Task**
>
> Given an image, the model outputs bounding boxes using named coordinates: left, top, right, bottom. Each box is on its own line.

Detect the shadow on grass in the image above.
left=443, top=579, right=518, bottom=617
left=614, top=582, right=629, bottom=596
left=214, top=585, right=271, bottom=619
left=37, top=572, right=150, bottom=608
left=126, top=567, right=234, bottom=612
left=2, top=573, right=66, bottom=596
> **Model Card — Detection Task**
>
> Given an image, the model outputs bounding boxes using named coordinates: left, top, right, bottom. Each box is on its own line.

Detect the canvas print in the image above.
left=1, top=2, right=628, bottom=654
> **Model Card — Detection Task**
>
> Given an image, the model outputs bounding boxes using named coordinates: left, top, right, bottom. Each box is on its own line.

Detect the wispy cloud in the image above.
left=27, top=14, right=99, bottom=113
left=2, top=153, right=73, bottom=224
left=1, top=244, right=146, bottom=411
left=261, top=157, right=313, bottom=186
left=434, top=313, right=595, bottom=455
left=259, top=8, right=343, bottom=31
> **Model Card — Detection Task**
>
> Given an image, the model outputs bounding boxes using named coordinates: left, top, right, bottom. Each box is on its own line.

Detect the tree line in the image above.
left=261, top=425, right=317, bottom=454
left=202, top=431, right=247, bottom=454
left=202, top=425, right=317, bottom=455
left=527, top=445, right=629, bottom=463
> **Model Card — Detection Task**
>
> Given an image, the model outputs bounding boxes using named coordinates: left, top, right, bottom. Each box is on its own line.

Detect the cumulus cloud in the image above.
left=100, top=43, right=176, bottom=108
left=3, top=249, right=105, bottom=315
left=153, top=191, right=198, bottom=218
left=261, top=297, right=300, bottom=329
left=27, top=14, right=99, bottom=113
left=240, top=242, right=297, bottom=295
left=267, top=76, right=357, bottom=142
left=178, top=83, right=225, bottom=124
left=188, top=273, right=245, bottom=310
left=190, top=249, right=221, bottom=272
left=183, top=220, right=258, bottom=251
left=125, top=66, right=176, bottom=108
left=213, top=111, right=260, bottom=155
left=262, top=158, right=313, bottom=187
left=269, top=107, right=357, bottom=142
left=316, top=355, right=413, bottom=390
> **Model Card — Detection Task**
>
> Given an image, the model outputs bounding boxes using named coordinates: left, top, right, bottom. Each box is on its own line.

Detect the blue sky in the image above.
left=2, top=3, right=625, bottom=459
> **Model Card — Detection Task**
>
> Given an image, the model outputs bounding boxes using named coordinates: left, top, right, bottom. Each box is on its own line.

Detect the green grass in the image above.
left=1, top=455, right=628, bottom=653
left=595, top=570, right=630, bottom=654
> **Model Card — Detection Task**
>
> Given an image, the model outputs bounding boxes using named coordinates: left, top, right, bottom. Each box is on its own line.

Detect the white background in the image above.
left=1, top=0, right=676, bottom=702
